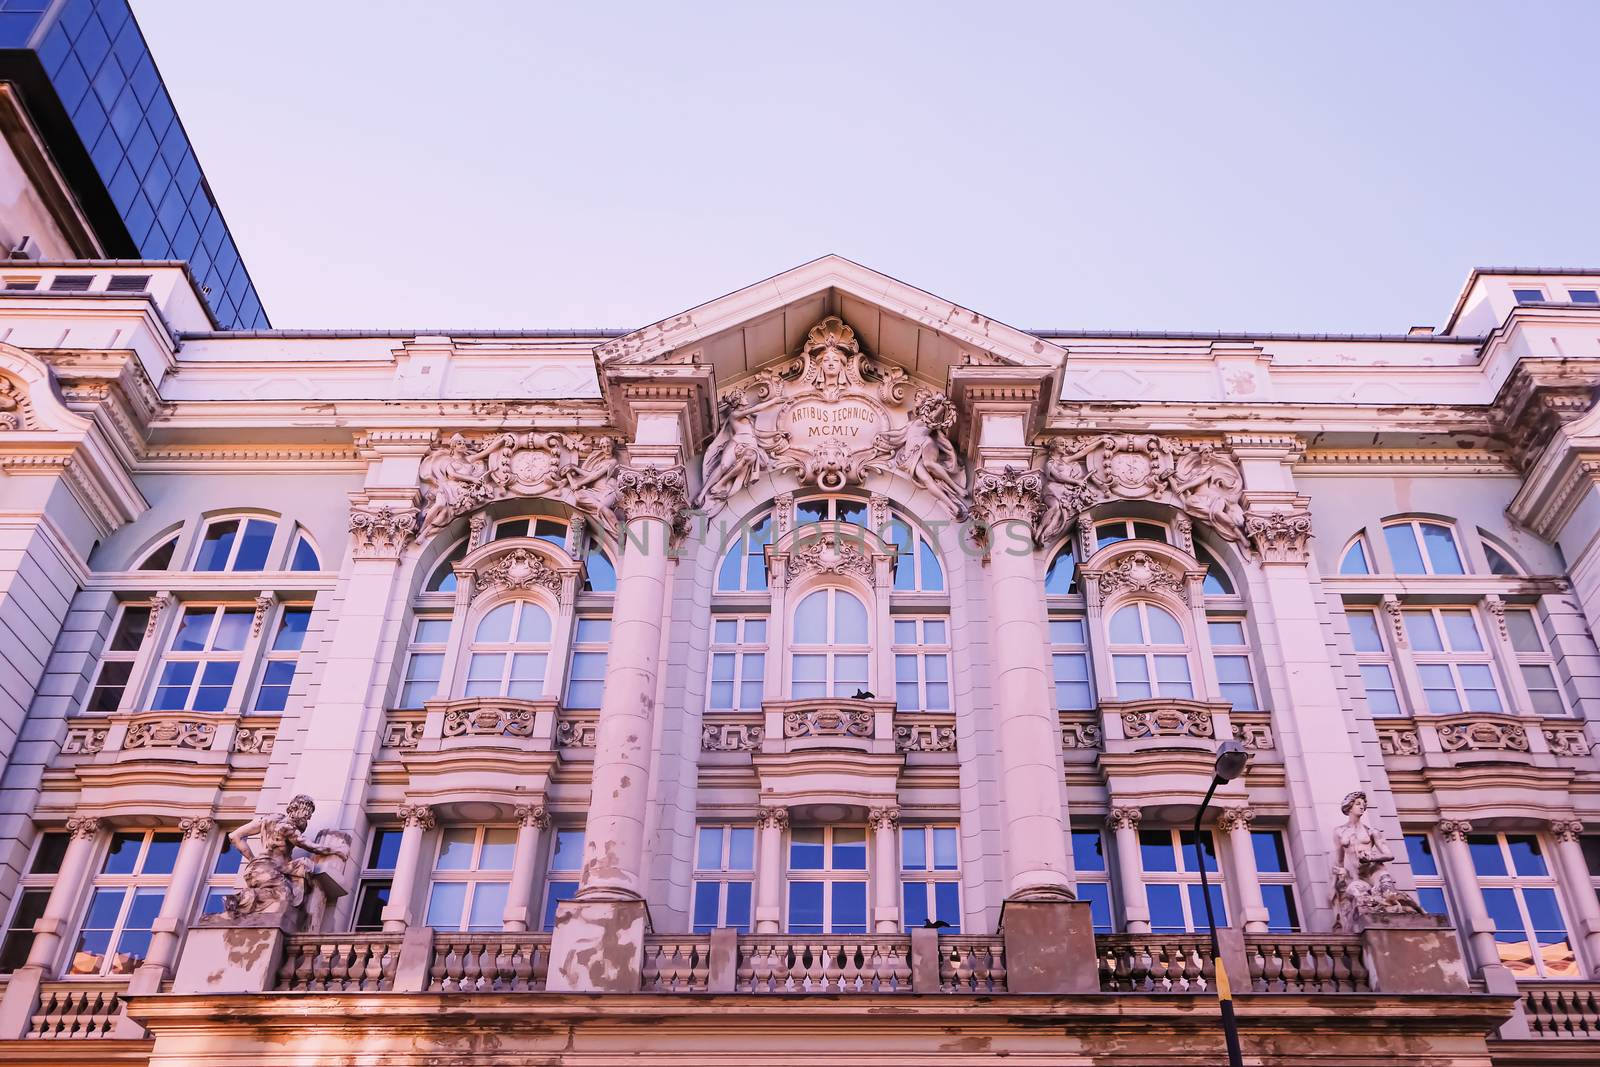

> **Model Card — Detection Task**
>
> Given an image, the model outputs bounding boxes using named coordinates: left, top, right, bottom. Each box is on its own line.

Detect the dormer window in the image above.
left=1513, top=288, right=1547, bottom=305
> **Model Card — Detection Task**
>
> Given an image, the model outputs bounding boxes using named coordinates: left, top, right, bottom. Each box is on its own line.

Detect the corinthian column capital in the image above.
left=615, top=464, right=690, bottom=533
left=970, top=465, right=1044, bottom=528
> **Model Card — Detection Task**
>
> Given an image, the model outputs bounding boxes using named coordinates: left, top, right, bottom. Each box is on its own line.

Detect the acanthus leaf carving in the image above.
left=419, top=431, right=620, bottom=539
left=1035, top=434, right=1246, bottom=546
left=615, top=464, right=690, bottom=539
left=0, top=374, right=34, bottom=431
left=473, top=547, right=563, bottom=601
left=348, top=505, right=420, bottom=559
left=1244, top=508, right=1314, bottom=563
left=785, top=529, right=877, bottom=586
left=970, top=465, right=1044, bottom=528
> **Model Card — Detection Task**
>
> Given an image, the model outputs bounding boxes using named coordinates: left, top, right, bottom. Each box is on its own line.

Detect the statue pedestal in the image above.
left=1357, top=911, right=1470, bottom=993
left=545, top=898, right=649, bottom=992
left=998, top=898, right=1100, bottom=994
left=172, top=913, right=297, bottom=994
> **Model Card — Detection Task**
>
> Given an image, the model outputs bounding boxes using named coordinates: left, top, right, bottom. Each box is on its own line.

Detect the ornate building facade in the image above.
left=0, top=255, right=1598, bottom=1064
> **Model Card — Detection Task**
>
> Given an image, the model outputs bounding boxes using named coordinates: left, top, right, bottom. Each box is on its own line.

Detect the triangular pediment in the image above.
left=596, top=255, right=1063, bottom=387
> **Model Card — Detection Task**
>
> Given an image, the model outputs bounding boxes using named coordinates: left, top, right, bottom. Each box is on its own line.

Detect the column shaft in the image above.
left=1108, top=809, right=1150, bottom=934
left=754, top=808, right=786, bottom=934
left=1221, top=809, right=1268, bottom=934
left=871, top=809, right=900, bottom=933
left=26, top=817, right=101, bottom=970
left=380, top=805, right=434, bottom=933
left=142, top=818, right=214, bottom=971
left=1437, top=820, right=1499, bottom=974
left=502, top=806, right=549, bottom=932
left=1551, top=821, right=1600, bottom=972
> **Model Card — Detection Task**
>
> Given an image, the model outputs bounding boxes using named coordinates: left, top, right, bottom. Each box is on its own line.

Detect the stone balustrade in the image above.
left=1244, top=934, right=1370, bottom=993
left=1522, top=982, right=1600, bottom=1038
left=428, top=934, right=550, bottom=992
left=937, top=936, right=1007, bottom=993
left=274, top=933, right=401, bottom=992
left=27, top=982, right=129, bottom=1039
left=641, top=936, right=711, bottom=992
left=736, top=935, right=913, bottom=993
left=1096, top=934, right=1213, bottom=992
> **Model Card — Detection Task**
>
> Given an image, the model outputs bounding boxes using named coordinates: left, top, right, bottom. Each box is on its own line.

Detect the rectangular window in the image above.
left=1050, top=618, right=1093, bottom=711
left=692, top=824, right=755, bottom=933
left=901, top=825, right=960, bottom=932
left=0, top=832, right=68, bottom=971
left=48, top=274, right=93, bottom=292
left=1139, top=828, right=1226, bottom=934
left=1251, top=830, right=1300, bottom=932
left=1468, top=832, right=1578, bottom=978
left=352, top=828, right=402, bottom=932
left=541, top=827, right=584, bottom=931
left=1071, top=829, right=1114, bottom=933
left=564, top=618, right=610, bottom=708
left=199, top=832, right=241, bottom=916
left=1581, top=835, right=1600, bottom=907
left=399, top=617, right=450, bottom=707
left=892, top=617, right=950, bottom=711
left=151, top=606, right=250, bottom=712
left=1512, top=288, right=1548, bottom=304
left=1504, top=607, right=1568, bottom=716
left=69, top=830, right=181, bottom=975
left=1569, top=289, right=1600, bottom=304
left=425, top=826, right=514, bottom=932
left=1207, top=619, right=1259, bottom=711
left=2, top=277, right=39, bottom=291
left=253, top=605, right=310, bottom=712
left=84, top=603, right=151, bottom=713
left=787, top=825, right=868, bottom=934
left=708, top=617, right=767, bottom=711
left=1404, top=607, right=1503, bottom=713
left=1404, top=833, right=1453, bottom=921
left=1346, top=606, right=1404, bottom=715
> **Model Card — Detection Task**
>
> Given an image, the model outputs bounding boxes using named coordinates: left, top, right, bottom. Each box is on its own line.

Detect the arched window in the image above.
left=790, top=588, right=869, bottom=698
left=1340, top=536, right=1372, bottom=575
left=1483, top=541, right=1521, bottom=577
left=495, top=516, right=568, bottom=545
left=1383, top=520, right=1464, bottom=575
left=1108, top=602, right=1192, bottom=700
left=1195, top=544, right=1234, bottom=595
left=195, top=517, right=276, bottom=571
left=1095, top=519, right=1167, bottom=551
left=426, top=540, right=467, bottom=593
left=1044, top=544, right=1079, bottom=595
left=796, top=497, right=868, bottom=527
left=716, top=513, right=772, bottom=592
left=136, top=536, right=177, bottom=571
left=289, top=530, right=321, bottom=572
left=886, top=517, right=944, bottom=592
left=583, top=548, right=616, bottom=592
left=463, top=600, right=552, bottom=699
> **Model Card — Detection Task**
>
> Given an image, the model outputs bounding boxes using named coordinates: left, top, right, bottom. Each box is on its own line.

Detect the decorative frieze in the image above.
left=1035, top=434, right=1247, bottom=546
left=233, top=725, right=278, bottom=755
left=473, top=548, right=563, bottom=601
left=1121, top=705, right=1214, bottom=739
left=555, top=717, right=598, bottom=748
left=1376, top=725, right=1420, bottom=756
left=1244, top=509, right=1313, bottom=563
left=1436, top=719, right=1529, bottom=753
left=349, top=505, right=420, bottom=560
left=970, top=465, right=1044, bottom=527
left=895, top=720, right=956, bottom=753
left=0, top=374, right=34, bottom=430
left=443, top=706, right=537, bottom=738
left=61, top=725, right=107, bottom=755
left=1230, top=718, right=1275, bottom=751
left=419, top=431, right=621, bottom=538
left=1543, top=725, right=1592, bottom=757
left=124, top=718, right=217, bottom=750
left=1094, top=551, right=1188, bottom=604
left=1060, top=717, right=1104, bottom=750
left=702, top=721, right=764, bottom=752
left=783, top=707, right=873, bottom=739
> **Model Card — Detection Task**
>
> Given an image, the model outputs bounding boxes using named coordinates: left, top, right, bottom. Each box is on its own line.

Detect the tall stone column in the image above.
left=134, top=817, right=215, bottom=987
left=1549, top=819, right=1600, bottom=971
left=380, top=804, right=435, bottom=933
left=548, top=465, right=687, bottom=992
left=502, top=804, right=550, bottom=933
left=1435, top=819, right=1501, bottom=976
left=970, top=466, right=1074, bottom=901
left=754, top=806, right=788, bottom=934
left=870, top=807, right=901, bottom=933
left=1218, top=807, right=1269, bottom=933
left=1108, top=807, right=1150, bottom=934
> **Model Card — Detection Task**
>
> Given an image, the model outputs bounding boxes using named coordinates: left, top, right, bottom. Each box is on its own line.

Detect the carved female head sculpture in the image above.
left=1341, top=790, right=1367, bottom=817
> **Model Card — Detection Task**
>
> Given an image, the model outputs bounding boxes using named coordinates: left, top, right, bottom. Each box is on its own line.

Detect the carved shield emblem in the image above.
left=1107, top=451, right=1154, bottom=495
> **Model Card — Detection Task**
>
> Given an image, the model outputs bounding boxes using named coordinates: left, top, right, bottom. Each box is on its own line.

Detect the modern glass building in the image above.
left=0, top=0, right=266, bottom=328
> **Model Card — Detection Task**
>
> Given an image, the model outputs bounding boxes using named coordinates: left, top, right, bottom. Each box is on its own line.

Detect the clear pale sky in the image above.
left=131, top=0, right=1600, bottom=334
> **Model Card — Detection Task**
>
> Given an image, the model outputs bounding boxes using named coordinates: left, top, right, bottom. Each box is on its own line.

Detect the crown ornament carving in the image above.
left=474, top=547, right=564, bottom=600
left=1094, top=551, right=1188, bottom=603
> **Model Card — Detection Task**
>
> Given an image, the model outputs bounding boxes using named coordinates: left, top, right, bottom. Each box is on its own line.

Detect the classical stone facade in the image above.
left=0, top=256, right=1599, bottom=1062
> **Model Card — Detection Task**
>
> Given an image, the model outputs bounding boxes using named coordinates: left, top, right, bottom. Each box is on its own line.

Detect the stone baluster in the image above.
left=130, top=816, right=216, bottom=992
left=1549, top=819, right=1600, bottom=971
left=1107, top=807, right=1151, bottom=934
left=502, top=804, right=551, bottom=932
left=1218, top=807, right=1269, bottom=934
left=753, top=807, right=788, bottom=934
left=1434, top=819, right=1502, bottom=977
left=869, top=807, right=901, bottom=933
left=381, top=804, right=435, bottom=933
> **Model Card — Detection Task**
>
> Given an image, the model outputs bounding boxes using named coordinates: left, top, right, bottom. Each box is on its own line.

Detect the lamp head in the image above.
left=1213, top=740, right=1250, bottom=783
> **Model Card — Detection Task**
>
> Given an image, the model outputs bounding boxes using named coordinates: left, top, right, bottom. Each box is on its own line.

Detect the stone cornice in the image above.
left=1296, top=447, right=1514, bottom=474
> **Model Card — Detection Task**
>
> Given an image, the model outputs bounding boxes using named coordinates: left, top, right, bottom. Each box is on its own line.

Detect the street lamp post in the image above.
left=1194, top=739, right=1249, bottom=1067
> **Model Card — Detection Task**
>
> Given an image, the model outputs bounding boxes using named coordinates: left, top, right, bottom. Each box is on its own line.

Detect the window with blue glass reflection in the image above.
left=541, top=827, right=584, bottom=931
left=1140, top=828, right=1225, bottom=933
left=1070, top=829, right=1114, bottom=933
left=1469, top=832, right=1577, bottom=978
left=787, top=826, right=868, bottom=934
left=1250, top=830, right=1300, bottom=932
left=901, top=826, right=960, bottom=932
left=693, top=824, right=754, bottom=933
left=69, top=829, right=179, bottom=975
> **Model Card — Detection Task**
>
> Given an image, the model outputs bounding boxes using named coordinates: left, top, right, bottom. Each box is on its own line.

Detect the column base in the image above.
left=545, top=898, right=650, bottom=992
left=1357, top=912, right=1470, bottom=994
left=0, top=965, right=44, bottom=1039
left=171, top=913, right=296, bottom=994
left=998, top=897, right=1098, bottom=993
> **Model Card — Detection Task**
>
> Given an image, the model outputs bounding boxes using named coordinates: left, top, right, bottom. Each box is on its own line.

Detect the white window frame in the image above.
left=67, top=830, right=182, bottom=976
left=288, top=530, right=321, bottom=572
left=1345, top=605, right=1405, bottom=716
left=540, top=826, right=585, bottom=931
left=193, top=516, right=278, bottom=572
left=709, top=616, right=767, bottom=711
left=563, top=617, right=610, bottom=708
left=892, top=616, right=950, bottom=711
left=1108, top=601, right=1194, bottom=700
left=786, top=825, right=870, bottom=934
left=1504, top=606, right=1569, bottom=716
left=1070, top=827, right=1115, bottom=933
left=352, top=826, right=402, bottom=932
left=789, top=587, right=871, bottom=699
left=1468, top=831, right=1581, bottom=980
left=424, top=825, right=515, bottom=933
left=1251, top=829, right=1300, bottom=933
left=1403, top=607, right=1504, bottom=714
left=716, top=512, right=773, bottom=592
left=692, top=823, right=756, bottom=933
left=1094, top=518, right=1169, bottom=551
left=463, top=599, right=553, bottom=700
left=150, top=605, right=252, bottom=712
left=1512, top=286, right=1549, bottom=305
left=1382, top=520, right=1466, bottom=576
left=0, top=831, right=68, bottom=972
left=399, top=616, right=451, bottom=707
left=492, top=515, right=569, bottom=545
left=1139, top=827, right=1225, bottom=934
left=1050, top=617, right=1093, bottom=711
left=252, top=604, right=310, bottom=713
left=900, top=825, right=960, bottom=932
left=84, top=602, right=152, bottom=714
left=1207, top=617, right=1260, bottom=710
